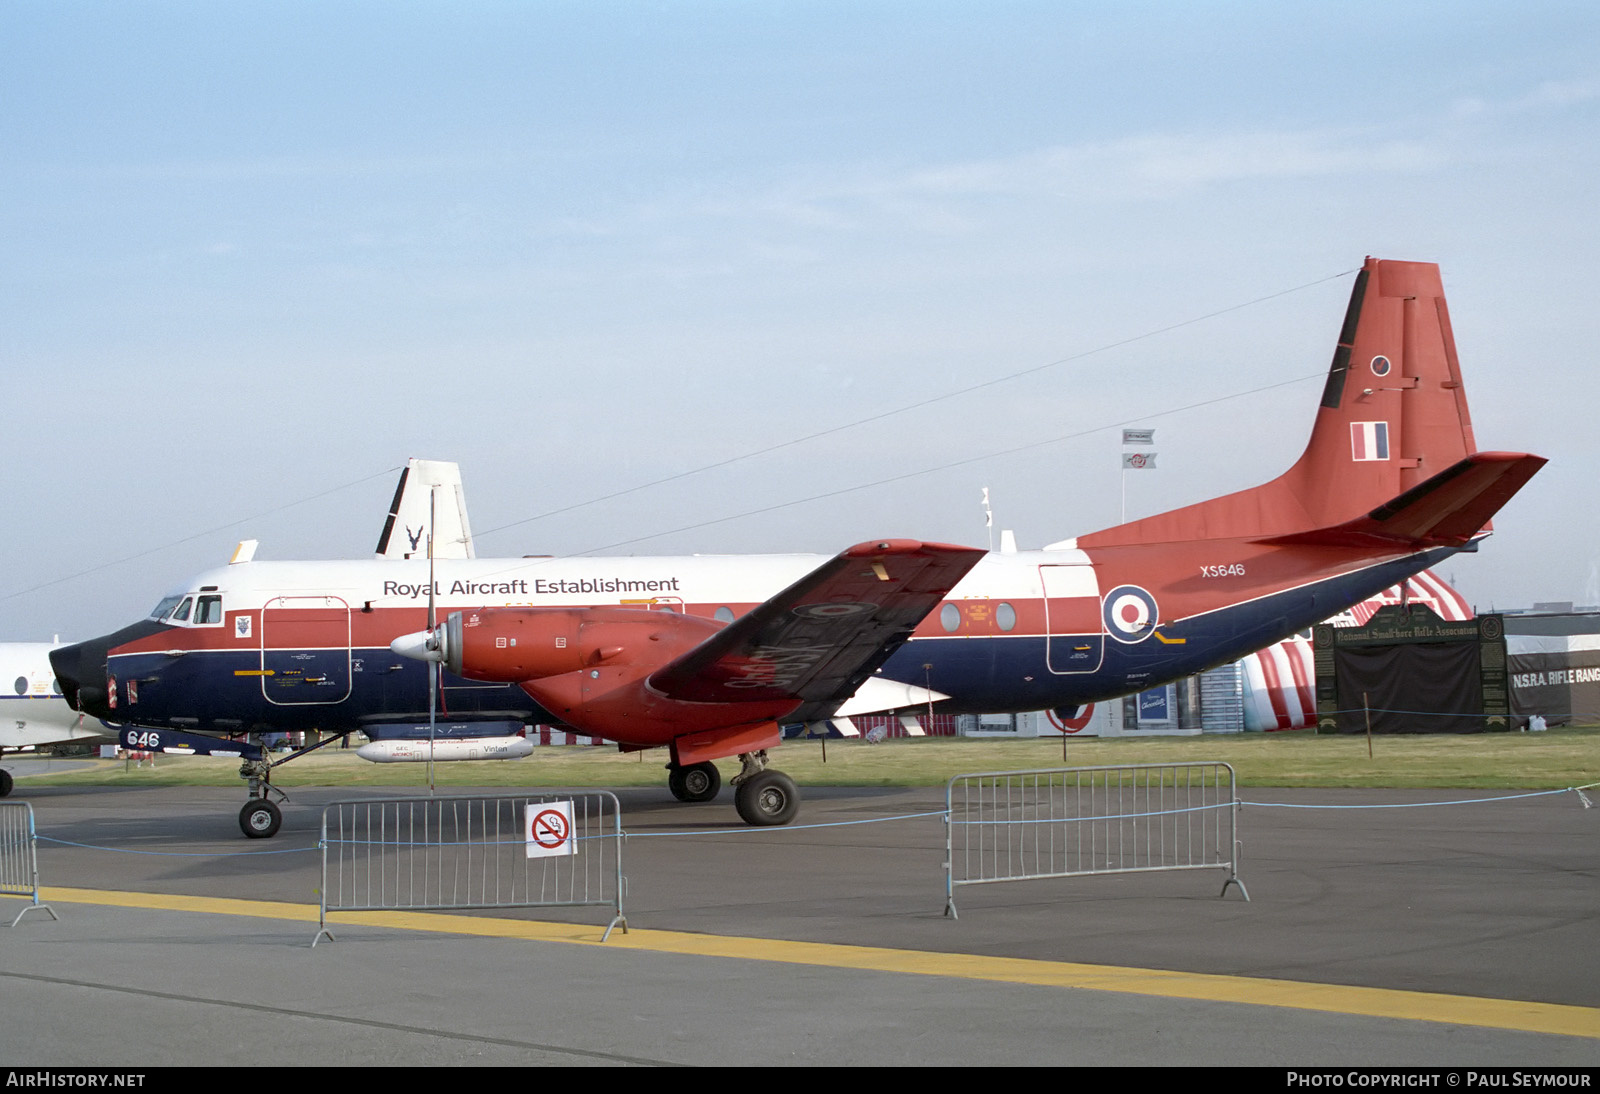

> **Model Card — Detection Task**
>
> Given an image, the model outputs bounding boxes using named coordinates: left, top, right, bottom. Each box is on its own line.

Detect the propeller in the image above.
left=427, top=487, right=438, bottom=793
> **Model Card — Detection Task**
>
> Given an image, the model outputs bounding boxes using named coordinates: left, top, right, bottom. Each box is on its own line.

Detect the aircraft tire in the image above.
left=239, top=799, right=282, bottom=839
left=0, top=769, right=11, bottom=797
left=668, top=761, right=721, bottom=803
left=734, top=770, right=799, bottom=826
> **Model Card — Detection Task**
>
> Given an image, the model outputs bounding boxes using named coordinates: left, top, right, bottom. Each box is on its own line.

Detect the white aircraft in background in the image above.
left=0, top=641, right=112, bottom=796
left=373, top=457, right=475, bottom=563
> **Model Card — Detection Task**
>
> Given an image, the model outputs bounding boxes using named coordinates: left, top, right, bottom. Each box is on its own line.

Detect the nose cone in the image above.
left=50, top=637, right=106, bottom=715
left=50, top=618, right=175, bottom=718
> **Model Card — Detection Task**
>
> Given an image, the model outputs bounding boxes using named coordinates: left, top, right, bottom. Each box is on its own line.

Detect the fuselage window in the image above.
left=940, top=603, right=961, bottom=632
left=171, top=597, right=194, bottom=623
left=714, top=606, right=735, bottom=624
left=996, top=602, right=1017, bottom=632
left=13, top=676, right=26, bottom=696
left=194, top=595, right=224, bottom=625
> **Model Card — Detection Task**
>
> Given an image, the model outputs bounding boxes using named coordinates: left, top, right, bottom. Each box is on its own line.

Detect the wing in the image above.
left=646, top=539, right=984, bottom=720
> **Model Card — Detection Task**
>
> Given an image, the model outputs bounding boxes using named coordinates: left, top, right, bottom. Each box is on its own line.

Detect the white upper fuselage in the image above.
left=152, top=548, right=1072, bottom=624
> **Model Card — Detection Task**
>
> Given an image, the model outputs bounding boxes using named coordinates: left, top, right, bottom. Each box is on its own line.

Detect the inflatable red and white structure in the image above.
left=1240, top=569, right=1473, bottom=731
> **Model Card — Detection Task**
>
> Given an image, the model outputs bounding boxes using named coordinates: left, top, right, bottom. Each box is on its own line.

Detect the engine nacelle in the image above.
left=439, top=608, right=588, bottom=681
left=392, top=606, right=793, bottom=748
left=431, top=606, right=722, bottom=683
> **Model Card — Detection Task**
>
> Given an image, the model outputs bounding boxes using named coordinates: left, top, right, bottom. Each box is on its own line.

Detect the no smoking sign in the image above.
left=525, top=801, right=577, bottom=858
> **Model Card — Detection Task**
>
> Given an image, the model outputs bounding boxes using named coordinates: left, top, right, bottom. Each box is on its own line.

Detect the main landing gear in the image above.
left=731, top=751, right=799, bottom=827
left=665, top=751, right=800, bottom=826
left=667, top=760, right=722, bottom=803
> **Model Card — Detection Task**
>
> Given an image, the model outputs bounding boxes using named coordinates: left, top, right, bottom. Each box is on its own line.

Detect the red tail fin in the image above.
left=1079, top=257, right=1529, bottom=548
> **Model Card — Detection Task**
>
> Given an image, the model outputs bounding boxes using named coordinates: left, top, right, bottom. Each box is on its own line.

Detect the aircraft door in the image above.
left=1040, top=565, right=1105, bottom=675
left=260, top=596, right=353, bottom=705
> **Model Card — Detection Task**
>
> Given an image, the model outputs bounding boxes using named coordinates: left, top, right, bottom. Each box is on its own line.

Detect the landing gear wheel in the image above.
left=668, top=761, right=722, bottom=803
left=734, top=770, right=799, bottom=826
left=0, top=769, right=12, bottom=797
left=239, top=799, right=282, bottom=839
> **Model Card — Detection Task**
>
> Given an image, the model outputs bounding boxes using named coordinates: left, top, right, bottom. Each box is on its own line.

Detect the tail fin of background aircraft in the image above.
left=1077, top=257, right=1526, bottom=549
left=375, top=458, right=476, bottom=560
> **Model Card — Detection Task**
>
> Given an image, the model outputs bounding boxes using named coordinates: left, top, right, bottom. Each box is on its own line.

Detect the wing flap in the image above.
left=647, top=539, right=984, bottom=707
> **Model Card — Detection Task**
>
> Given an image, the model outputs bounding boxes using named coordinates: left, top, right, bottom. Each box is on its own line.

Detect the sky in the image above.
left=4, top=1, right=1598, bottom=641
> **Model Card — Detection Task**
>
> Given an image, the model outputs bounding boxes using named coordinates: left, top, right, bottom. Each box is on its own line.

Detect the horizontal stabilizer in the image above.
left=647, top=539, right=984, bottom=713
left=1257, top=452, right=1545, bottom=549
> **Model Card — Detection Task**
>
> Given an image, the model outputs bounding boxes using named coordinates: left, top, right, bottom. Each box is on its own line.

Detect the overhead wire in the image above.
left=567, top=369, right=1323, bottom=555
left=6, top=265, right=1355, bottom=602
left=475, top=266, right=1357, bottom=541
left=0, top=466, right=402, bottom=603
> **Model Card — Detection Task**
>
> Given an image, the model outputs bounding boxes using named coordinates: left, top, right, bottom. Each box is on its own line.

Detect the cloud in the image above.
left=1452, top=76, right=1599, bottom=120
left=654, top=123, right=1451, bottom=242
left=654, top=72, right=1595, bottom=238
left=1518, top=77, right=1599, bottom=110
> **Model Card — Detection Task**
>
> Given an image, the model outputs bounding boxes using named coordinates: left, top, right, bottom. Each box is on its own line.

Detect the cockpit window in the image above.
left=150, top=596, right=184, bottom=621
left=150, top=593, right=223, bottom=626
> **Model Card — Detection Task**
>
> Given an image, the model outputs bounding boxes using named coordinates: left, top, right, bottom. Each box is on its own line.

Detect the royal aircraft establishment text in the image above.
left=382, top=577, right=682, bottom=600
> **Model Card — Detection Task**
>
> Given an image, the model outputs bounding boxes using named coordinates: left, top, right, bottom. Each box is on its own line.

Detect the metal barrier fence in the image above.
left=1, top=802, right=58, bottom=926
left=945, top=762, right=1248, bottom=917
left=316, top=791, right=626, bottom=946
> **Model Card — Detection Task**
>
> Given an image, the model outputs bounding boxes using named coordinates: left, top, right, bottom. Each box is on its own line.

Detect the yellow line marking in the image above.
left=1154, top=631, right=1187, bottom=644
left=22, top=886, right=1600, bottom=1040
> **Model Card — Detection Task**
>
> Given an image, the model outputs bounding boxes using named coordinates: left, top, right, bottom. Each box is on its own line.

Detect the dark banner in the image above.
left=1334, top=641, right=1484, bottom=733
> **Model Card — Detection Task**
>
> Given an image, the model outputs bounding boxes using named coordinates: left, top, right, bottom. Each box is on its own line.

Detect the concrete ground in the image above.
left=2, top=777, right=1597, bottom=1066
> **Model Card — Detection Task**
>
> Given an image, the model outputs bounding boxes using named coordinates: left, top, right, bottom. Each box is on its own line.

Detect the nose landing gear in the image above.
left=239, top=798, right=282, bottom=838
left=238, top=758, right=290, bottom=838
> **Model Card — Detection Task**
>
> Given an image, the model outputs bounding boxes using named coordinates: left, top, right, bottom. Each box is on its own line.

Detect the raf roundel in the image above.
left=1102, top=585, right=1160, bottom=644
left=793, top=602, right=874, bottom=619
